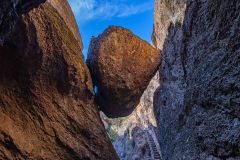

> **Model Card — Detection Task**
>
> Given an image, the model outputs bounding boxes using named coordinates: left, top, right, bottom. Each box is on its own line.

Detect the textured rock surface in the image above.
left=47, top=0, right=83, bottom=50
left=154, top=0, right=240, bottom=159
left=101, top=73, right=160, bottom=159
left=113, top=126, right=152, bottom=160
left=152, top=0, right=186, bottom=49
left=87, top=26, right=160, bottom=118
left=0, top=0, right=46, bottom=46
left=0, top=0, right=118, bottom=159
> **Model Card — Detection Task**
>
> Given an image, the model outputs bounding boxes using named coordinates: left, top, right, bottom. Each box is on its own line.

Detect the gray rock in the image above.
left=153, top=0, right=240, bottom=159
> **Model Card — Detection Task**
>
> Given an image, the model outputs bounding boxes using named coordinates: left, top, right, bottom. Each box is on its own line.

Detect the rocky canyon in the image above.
left=0, top=0, right=240, bottom=160
left=153, top=0, right=240, bottom=159
left=0, top=0, right=118, bottom=159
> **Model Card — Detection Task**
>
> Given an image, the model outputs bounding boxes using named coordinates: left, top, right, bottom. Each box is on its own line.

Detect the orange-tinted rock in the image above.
left=48, top=0, right=83, bottom=49
left=0, top=1, right=118, bottom=159
left=87, top=26, right=160, bottom=118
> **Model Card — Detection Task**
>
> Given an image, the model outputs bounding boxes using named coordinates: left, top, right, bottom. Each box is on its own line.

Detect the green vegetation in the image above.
left=108, top=128, right=118, bottom=142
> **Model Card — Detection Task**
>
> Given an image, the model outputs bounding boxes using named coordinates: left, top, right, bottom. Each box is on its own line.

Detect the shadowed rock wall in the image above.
left=0, top=0, right=118, bottom=159
left=154, top=0, right=240, bottom=159
left=0, top=0, right=46, bottom=46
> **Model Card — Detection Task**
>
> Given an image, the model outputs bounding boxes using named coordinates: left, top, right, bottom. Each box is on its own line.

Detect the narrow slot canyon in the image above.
left=0, top=0, right=239, bottom=160
left=100, top=72, right=160, bottom=160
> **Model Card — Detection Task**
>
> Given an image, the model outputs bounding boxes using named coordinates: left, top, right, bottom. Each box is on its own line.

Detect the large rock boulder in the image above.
left=153, top=0, right=240, bottom=159
left=0, top=0, right=118, bottom=159
left=87, top=26, right=160, bottom=118
left=0, top=0, right=46, bottom=46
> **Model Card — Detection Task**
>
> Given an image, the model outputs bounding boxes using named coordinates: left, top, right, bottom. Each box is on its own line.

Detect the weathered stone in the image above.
left=152, top=0, right=186, bottom=49
left=0, top=0, right=118, bottom=159
left=47, top=0, right=83, bottom=49
left=154, top=0, right=240, bottom=159
left=101, top=73, right=160, bottom=159
left=87, top=26, right=160, bottom=118
left=0, top=0, right=46, bottom=46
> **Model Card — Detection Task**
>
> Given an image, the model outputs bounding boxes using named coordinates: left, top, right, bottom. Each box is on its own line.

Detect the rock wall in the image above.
left=154, top=0, right=240, bottom=159
left=0, top=0, right=46, bottom=46
left=152, top=0, right=186, bottom=49
left=0, top=0, right=118, bottom=159
left=47, top=0, right=83, bottom=50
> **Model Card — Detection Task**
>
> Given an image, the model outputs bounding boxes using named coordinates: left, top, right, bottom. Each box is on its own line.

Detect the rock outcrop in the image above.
left=154, top=0, right=240, bottom=159
left=0, top=0, right=118, bottom=159
left=0, top=0, right=46, bottom=46
left=87, top=26, right=160, bottom=118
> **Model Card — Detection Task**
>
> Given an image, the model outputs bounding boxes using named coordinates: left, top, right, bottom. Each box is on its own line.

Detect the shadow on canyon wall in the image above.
left=153, top=0, right=240, bottom=159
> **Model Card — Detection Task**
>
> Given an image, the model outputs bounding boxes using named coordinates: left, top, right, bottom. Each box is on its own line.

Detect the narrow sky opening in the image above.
left=67, top=0, right=154, bottom=59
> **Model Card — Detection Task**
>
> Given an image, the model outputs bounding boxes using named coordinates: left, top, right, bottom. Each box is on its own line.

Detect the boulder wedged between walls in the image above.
left=87, top=26, right=160, bottom=118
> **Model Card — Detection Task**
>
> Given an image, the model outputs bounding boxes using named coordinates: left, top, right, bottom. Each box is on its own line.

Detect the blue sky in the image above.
left=67, top=0, right=154, bottom=58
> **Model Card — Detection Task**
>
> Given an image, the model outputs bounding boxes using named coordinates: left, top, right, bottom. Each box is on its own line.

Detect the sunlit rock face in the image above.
left=0, top=0, right=118, bottom=159
left=101, top=73, right=160, bottom=160
left=152, top=0, right=186, bottom=49
left=0, top=0, right=46, bottom=46
left=87, top=26, right=160, bottom=118
left=154, top=0, right=240, bottom=159
left=47, top=0, right=83, bottom=49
